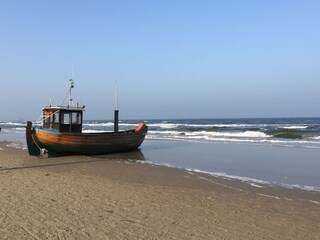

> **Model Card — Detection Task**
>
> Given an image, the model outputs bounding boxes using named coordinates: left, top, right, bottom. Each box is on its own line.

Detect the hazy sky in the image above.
left=1, top=0, right=320, bottom=121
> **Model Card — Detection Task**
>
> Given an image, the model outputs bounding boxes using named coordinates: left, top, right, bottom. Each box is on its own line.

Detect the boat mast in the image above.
left=114, top=80, right=119, bottom=133
left=69, top=78, right=74, bottom=107
left=61, top=78, right=75, bottom=107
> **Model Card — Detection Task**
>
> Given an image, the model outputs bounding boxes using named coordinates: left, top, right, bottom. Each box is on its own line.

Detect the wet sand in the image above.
left=0, top=141, right=319, bottom=239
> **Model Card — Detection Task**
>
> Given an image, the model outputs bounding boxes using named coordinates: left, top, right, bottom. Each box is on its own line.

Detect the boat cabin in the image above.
left=43, top=106, right=84, bottom=133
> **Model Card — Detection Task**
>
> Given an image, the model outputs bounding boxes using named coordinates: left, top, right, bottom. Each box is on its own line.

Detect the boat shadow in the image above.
left=0, top=150, right=146, bottom=172
left=89, top=149, right=146, bottom=161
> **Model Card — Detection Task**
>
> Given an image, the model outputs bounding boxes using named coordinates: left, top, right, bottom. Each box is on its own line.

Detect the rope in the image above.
left=36, top=109, right=60, bottom=124
left=31, top=131, right=47, bottom=158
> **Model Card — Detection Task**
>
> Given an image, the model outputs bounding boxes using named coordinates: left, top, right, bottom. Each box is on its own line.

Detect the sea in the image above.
left=1, top=118, right=320, bottom=191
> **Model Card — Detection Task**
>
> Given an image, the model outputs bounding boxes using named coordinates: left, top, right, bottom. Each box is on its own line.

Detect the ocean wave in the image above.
left=145, top=123, right=182, bottom=129
left=2, top=119, right=320, bottom=149
left=83, top=122, right=137, bottom=127
left=272, top=133, right=303, bottom=139
left=82, top=129, right=107, bottom=133
left=149, top=130, right=269, bottom=138
left=149, top=130, right=184, bottom=135
left=2, top=122, right=25, bottom=126
left=1, top=122, right=26, bottom=127
left=282, top=125, right=308, bottom=129
left=83, top=122, right=114, bottom=127
left=146, top=134, right=320, bottom=148
left=187, top=130, right=269, bottom=138
left=147, top=123, right=266, bottom=129
left=310, top=136, right=320, bottom=140
left=147, top=122, right=317, bottom=130
left=267, top=128, right=304, bottom=139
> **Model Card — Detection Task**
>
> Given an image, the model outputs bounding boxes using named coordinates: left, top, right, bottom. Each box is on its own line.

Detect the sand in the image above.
left=0, top=141, right=319, bottom=239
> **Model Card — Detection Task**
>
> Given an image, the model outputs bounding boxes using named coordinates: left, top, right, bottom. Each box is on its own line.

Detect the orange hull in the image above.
left=26, top=122, right=148, bottom=157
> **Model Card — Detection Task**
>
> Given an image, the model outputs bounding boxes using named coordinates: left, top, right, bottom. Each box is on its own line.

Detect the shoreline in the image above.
left=0, top=141, right=320, bottom=239
left=2, top=139, right=320, bottom=194
left=1, top=139, right=320, bottom=197
left=142, top=139, right=320, bottom=191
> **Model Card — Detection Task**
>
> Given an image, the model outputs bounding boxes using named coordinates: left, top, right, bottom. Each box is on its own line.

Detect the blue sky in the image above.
left=0, top=0, right=320, bottom=120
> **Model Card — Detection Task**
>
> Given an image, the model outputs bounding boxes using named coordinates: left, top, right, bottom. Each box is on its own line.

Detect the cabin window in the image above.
left=72, top=112, right=81, bottom=124
left=62, top=113, right=70, bottom=124
left=44, top=112, right=52, bottom=123
left=45, top=115, right=51, bottom=123
left=53, top=112, right=59, bottom=123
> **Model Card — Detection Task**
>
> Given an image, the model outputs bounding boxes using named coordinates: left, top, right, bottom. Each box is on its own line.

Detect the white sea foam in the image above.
left=146, top=135, right=204, bottom=143
left=186, top=168, right=270, bottom=185
left=1, top=121, right=41, bottom=127
left=280, top=184, right=320, bottom=192
left=310, top=136, right=320, bottom=140
left=151, top=123, right=314, bottom=130
left=185, top=131, right=269, bottom=138
left=257, top=194, right=280, bottom=199
left=250, top=183, right=265, bottom=188
left=204, top=124, right=264, bottom=128
left=149, top=130, right=184, bottom=135
left=83, top=122, right=137, bottom=127
left=82, top=129, right=107, bottom=133
left=146, top=134, right=320, bottom=149
left=282, top=125, right=308, bottom=129
left=158, top=163, right=320, bottom=192
left=138, top=160, right=271, bottom=186
left=149, top=130, right=268, bottom=138
left=161, top=163, right=176, bottom=168
left=84, top=122, right=114, bottom=127
left=147, top=123, right=267, bottom=129
left=6, top=142, right=25, bottom=150
left=146, top=123, right=182, bottom=129
left=3, top=122, right=24, bottom=126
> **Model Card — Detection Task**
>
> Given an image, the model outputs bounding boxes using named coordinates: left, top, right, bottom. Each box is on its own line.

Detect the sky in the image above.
left=0, top=0, right=320, bottom=121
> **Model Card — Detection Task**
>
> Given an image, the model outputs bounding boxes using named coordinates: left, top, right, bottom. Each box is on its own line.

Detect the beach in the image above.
left=2, top=0, right=320, bottom=238
left=0, top=141, right=319, bottom=239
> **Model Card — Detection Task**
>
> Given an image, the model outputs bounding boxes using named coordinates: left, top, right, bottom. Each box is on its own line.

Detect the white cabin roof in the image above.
left=42, top=106, right=85, bottom=111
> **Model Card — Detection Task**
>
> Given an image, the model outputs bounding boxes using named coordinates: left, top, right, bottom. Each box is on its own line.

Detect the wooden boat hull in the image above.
left=26, top=122, right=148, bottom=157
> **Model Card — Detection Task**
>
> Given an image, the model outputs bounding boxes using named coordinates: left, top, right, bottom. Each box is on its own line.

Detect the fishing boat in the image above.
left=26, top=79, right=148, bottom=157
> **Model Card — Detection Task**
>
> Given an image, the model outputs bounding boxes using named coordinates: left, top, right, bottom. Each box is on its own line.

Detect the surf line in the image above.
left=192, top=174, right=244, bottom=192
left=257, top=193, right=280, bottom=200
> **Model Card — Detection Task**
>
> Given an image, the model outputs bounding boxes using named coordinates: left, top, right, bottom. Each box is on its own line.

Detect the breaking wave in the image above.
left=1, top=118, right=320, bottom=148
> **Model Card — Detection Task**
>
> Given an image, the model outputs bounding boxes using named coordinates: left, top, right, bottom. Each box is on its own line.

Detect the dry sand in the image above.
left=0, top=141, right=319, bottom=239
